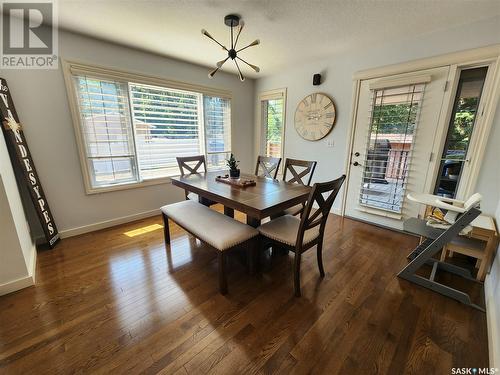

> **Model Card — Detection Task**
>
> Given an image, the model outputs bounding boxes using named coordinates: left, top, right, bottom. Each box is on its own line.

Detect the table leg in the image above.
left=246, top=215, right=261, bottom=228
left=199, top=196, right=212, bottom=207
left=477, top=235, right=497, bottom=281
left=246, top=216, right=261, bottom=272
left=224, top=206, right=234, bottom=218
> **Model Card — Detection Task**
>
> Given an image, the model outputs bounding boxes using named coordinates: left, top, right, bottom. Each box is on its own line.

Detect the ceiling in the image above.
left=57, top=0, right=500, bottom=79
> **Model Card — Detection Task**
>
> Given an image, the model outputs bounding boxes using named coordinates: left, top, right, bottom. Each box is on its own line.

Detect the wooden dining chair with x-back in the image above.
left=255, top=155, right=282, bottom=179
left=176, top=155, right=215, bottom=205
left=258, top=175, right=346, bottom=296
left=280, top=158, right=318, bottom=216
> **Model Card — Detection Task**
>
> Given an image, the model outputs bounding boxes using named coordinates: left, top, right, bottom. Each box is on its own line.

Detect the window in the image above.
left=259, top=89, right=286, bottom=158
left=434, top=67, right=488, bottom=198
left=359, top=83, right=425, bottom=213
left=66, top=63, right=231, bottom=193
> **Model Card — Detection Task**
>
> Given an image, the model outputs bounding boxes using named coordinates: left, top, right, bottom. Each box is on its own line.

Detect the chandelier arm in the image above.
left=202, top=30, right=228, bottom=51
left=208, top=66, right=220, bottom=78
left=236, top=39, right=259, bottom=53
left=234, top=59, right=245, bottom=82
left=217, top=57, right=229, bottom=68
left=233, top=23, right=244, bottom=49
left=236, top=56, right=260, bottom=73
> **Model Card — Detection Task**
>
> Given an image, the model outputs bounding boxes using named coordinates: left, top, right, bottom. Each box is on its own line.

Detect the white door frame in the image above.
left=341, top=44, right=500, bottom=217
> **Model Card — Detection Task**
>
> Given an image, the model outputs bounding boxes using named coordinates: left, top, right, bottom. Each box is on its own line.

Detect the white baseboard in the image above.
left=59, top=209, right=160, bottom=238
left=0, top=273, right=35, bottom=296
left=331, top=207, right=342, bottom=216
left=485, top=272, right=499, bottom=368
left=0, top=243, right=37, bottom=296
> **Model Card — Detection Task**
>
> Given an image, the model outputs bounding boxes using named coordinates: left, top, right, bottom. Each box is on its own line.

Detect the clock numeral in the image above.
left=324, top=122, right=332, bottom=128
left=311, top=93, right=317, bottom=104
left=324, top=102, right=333, bottom=110
left=325, top=112, right=335, bottom=119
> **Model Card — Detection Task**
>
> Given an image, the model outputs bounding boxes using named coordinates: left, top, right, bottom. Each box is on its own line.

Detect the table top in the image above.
left=171, top=171, right=311, bottom=219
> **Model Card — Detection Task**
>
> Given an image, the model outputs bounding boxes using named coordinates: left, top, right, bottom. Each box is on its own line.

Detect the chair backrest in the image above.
left=283, top=158, right=317, bottom=186
left=255, top=155, right=281, bottom=179
left=177, top=155, right=207, bottom=176
left=296, top=175, right=346, bottom=247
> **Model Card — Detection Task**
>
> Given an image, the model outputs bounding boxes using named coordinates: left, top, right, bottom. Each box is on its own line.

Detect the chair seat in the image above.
left=258, top=214, right=320, bottom=247
left=282, top=203, right=304, bottom=216
left=161, top=200, right=258, bottom=251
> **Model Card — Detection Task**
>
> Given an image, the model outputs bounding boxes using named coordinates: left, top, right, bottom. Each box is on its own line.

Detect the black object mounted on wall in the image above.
left=313, top=74, right=322, bottom=86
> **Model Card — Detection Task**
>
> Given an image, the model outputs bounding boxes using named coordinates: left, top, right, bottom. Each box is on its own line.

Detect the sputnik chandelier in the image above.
left=201, top=14, right=260, bottom=81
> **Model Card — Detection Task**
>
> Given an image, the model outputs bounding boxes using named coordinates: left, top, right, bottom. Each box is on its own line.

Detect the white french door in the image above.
left=344, top=66, right=450, bottom=230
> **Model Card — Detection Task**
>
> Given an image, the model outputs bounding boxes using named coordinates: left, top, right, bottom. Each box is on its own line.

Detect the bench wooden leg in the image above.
left=247, top=239, right=257, bottom=275
left=224, top=206, right=234, bottom=218
left=218, top=252, right=228, bottom=295
left=162, top=213, right=171, bottom=245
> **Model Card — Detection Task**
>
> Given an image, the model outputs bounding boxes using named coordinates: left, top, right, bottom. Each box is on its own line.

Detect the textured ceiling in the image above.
left=56, top=0, right=500, bottom=78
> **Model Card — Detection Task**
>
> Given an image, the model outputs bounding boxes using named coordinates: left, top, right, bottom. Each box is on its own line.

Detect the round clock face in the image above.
left=294, top=93, right=336, bottom=141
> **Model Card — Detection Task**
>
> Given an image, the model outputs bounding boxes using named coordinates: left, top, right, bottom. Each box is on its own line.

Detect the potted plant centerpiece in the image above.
left=226, top=153, right=240, bottom=178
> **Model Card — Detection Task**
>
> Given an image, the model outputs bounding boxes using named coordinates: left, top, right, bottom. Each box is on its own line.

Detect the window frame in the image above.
left=258, top=88, right=287, bottom=161
left=62, top=60, right=232, bottom=194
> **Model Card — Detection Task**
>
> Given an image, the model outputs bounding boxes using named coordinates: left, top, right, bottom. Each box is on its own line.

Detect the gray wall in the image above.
left=0, top=29, right=255, bottom=235
left=255, top=15, right=500, bottom=215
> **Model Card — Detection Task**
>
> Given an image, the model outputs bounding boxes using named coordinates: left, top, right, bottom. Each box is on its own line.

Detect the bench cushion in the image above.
left=258, top=214, right=320, bottom=246
left=161, top=200, right=258, bottom=251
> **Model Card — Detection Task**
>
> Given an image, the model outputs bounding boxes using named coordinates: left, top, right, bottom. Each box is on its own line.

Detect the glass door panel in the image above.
left=434, top=67, right=487, bottom=197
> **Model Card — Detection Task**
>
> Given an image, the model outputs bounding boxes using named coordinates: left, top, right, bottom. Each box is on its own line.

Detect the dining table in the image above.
left=170, top=171, right=312, bottom=227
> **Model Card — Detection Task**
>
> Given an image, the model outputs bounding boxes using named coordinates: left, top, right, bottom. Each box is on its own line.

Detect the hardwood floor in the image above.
left=0, top=205, right=489, bottom=374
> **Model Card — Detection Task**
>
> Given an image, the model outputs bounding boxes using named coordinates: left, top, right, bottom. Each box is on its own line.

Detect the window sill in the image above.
left=85, top=176, right=174, bottom=195
left=84, top=167, right=228, bottom=195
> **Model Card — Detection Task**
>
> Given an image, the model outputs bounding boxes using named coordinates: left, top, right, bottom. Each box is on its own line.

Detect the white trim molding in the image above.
left=257, top=88, right=288, bottom=161
left=0, top=249, right=36, bottom=296
left=59, top=208, right=161, bottom=238
left=485, top=272, right=499, bottom=368
left=61, top=59, right=233, bottom=195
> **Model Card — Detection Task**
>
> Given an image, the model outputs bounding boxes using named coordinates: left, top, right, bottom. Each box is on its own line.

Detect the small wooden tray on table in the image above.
left=216, top=175, right=256, bottom=187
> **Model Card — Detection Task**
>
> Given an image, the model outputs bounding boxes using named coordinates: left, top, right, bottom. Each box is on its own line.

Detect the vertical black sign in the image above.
left=0, top=78, right=59, bottom=248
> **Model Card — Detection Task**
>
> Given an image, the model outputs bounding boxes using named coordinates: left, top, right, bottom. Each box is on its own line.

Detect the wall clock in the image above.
left=294, top=93, right=336, bottom=141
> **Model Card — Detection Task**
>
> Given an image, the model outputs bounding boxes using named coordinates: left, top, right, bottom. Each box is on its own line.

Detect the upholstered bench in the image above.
left=160, top=200, right=259, bottom=294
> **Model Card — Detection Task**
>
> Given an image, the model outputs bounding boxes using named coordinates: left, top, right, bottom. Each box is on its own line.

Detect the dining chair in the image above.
left=281, top=158, right=318, bottom=216
left=255, top=155, right=282, bottom=179
left=258, top=175, right=346, bottom=297
left=176, top=155, right=214, bottom=204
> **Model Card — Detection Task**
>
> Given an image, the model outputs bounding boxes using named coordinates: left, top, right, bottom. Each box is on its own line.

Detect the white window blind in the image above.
left=359, top=83, right=425, bottom=213
left=129, top=83, right=203, bottom=179
left=74, top=76, right=138, bottom=187
left=70, top=69, right=232, bottom=192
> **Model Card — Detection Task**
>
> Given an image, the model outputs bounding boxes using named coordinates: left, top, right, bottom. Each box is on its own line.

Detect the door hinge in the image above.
left=443, top=81, right=449, bottom=92
left=429, top=152, right=434, bottom=162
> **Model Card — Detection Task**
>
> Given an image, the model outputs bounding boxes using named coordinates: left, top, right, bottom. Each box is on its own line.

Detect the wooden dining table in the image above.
left=170, top=171, right=312, bottom=227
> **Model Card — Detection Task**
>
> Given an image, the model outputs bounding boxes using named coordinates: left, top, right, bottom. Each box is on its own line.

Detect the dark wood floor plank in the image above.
left=0, top=205, right=489, bottom=374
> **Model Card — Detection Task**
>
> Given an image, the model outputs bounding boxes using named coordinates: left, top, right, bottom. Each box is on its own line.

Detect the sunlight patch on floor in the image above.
left=124, top=223, right=163, bottom=237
